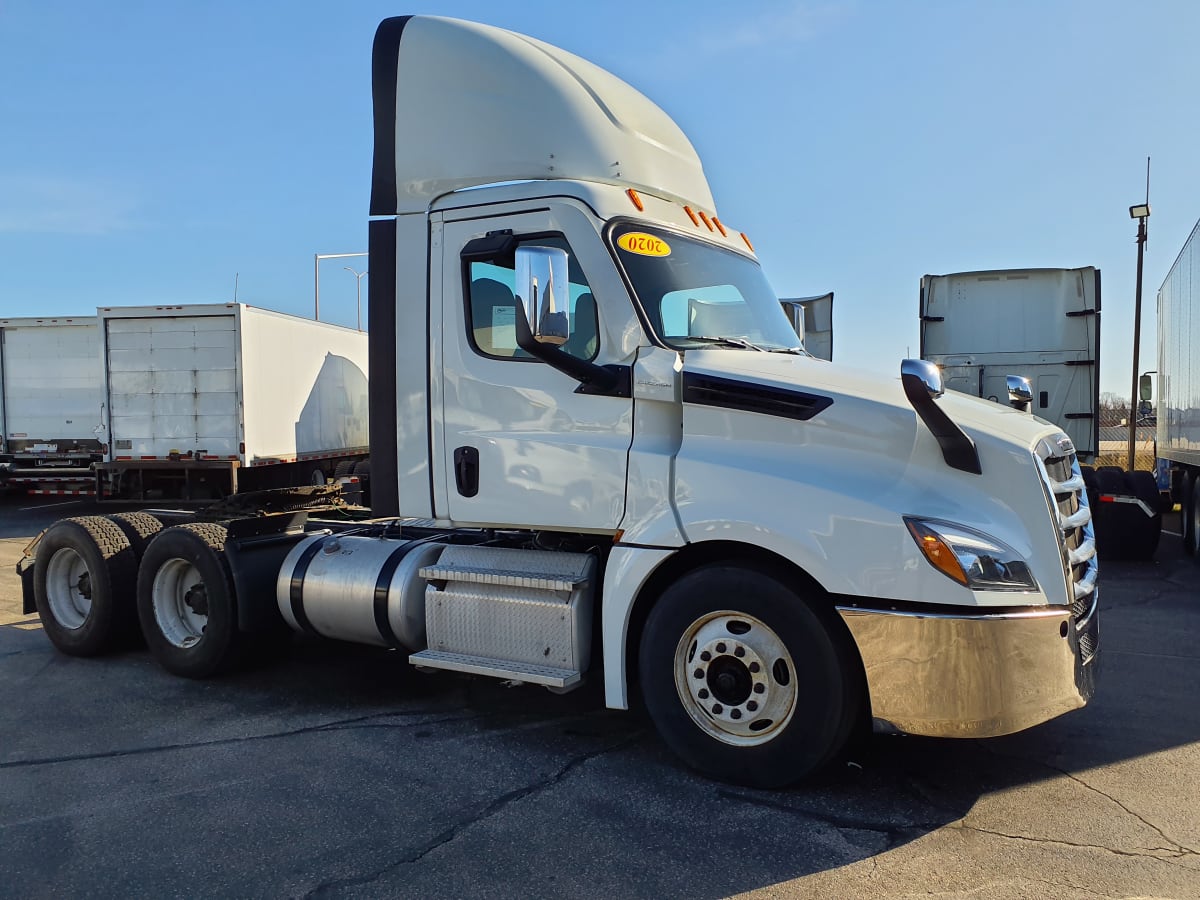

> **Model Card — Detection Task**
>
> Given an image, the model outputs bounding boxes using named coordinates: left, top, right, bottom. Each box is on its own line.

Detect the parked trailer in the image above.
left=20, top=16, right=1097, bottom=789
left=1155, top=217, right=1200, bottom=557
left=0, top=316, right=106, bottom=495
left=94, top=304, right=370, bottom=501
left=921, top=267, right=1160, bottom=560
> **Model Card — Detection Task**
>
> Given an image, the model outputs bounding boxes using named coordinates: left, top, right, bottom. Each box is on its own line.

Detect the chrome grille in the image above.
left=1035, top=434, right=1098, bottom=666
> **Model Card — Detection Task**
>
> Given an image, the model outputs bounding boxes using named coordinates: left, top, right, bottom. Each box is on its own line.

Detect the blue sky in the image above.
left=2, top=1, right=1197, bottom=397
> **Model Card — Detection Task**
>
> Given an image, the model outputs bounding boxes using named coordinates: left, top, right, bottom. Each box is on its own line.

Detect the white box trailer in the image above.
left=0, top=316, right=107, bottom=494
left=95, top=304, right=370, bottom=501
left=1155, top=217, right=1200, bottom=556
left=920, top=267, right=1101, bottom=458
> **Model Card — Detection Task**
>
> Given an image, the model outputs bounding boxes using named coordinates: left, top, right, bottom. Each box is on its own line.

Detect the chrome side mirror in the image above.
left=1007, top=375, right=1033, bottom=412
left=900, top=359, right=944, bottom=399
left=515, top=246, right=570, bottom=346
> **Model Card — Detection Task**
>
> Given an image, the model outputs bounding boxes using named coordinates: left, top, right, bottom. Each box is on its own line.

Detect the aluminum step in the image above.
left=408, top=649, right=580, bottom=688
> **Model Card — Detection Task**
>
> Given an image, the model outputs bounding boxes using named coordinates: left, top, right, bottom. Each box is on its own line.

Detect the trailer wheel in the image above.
left=334, top=460, right=356, bottom=478
left=638, top=565, right=862, bottom=788
left=1186, top=475, right=1200, bottom=558
left=137, top=523, right=240, bottom=678
left=1123, top=471, right=1162, bottom=561
left=34, top=516, right=138, bottom=656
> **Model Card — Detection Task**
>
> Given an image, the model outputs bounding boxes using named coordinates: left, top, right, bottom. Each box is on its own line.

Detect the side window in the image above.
left=465, top=236, right=599, bottom=361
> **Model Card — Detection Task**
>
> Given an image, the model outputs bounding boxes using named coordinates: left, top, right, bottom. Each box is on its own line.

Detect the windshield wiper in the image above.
left=768, top=346, right=808, bottom=356
left=690, top=336, right=768, bottom=352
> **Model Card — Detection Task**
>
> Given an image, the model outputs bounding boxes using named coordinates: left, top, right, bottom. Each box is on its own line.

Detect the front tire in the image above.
left=34, top=517, right=138, bottom=656
left=136, top=523, right=240, bottom=678
left=639, top=565, right=862, bottom=788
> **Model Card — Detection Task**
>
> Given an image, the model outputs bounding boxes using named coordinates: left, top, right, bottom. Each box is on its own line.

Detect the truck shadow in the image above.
left=0, top=521, right=1195, bottom=896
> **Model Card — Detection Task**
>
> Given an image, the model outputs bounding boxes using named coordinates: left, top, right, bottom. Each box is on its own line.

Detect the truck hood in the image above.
left=681, top=348, right=1062, bottom=454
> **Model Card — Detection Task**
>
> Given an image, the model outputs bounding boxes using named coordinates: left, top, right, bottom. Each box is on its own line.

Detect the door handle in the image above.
left=454, top=446, right=479, bottom=497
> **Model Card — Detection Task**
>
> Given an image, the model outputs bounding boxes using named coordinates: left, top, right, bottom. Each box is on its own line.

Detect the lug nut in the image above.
left=734, top=646, right=745, bottom=658
left=731, top=709, right=742, bottom=720
left=712, top=703, right=724, bottom=714
left=753, top=683, right=765, bottom=694
left=749, top=662, right=760, bottom=673
left=693, top=668, right=704, bottom=679
left=716, top=642, right=727, bottom=653
left=747, top=700, right=758, bottom=712
left=700, top=650, right=711, bottom=662
left=698, top=689, right=709, bottom=700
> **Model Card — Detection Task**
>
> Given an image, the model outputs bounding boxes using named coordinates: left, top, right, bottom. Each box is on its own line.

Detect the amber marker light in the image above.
left=626, top=188, right=644, bottom=211
left=697, top=211, right=715, bottom=231
left=740, top=232, right=754, bottom=251
left=905, top=520, right=969, bottom=586
left=711, top=217, right=728, bottom=237
left=683, top=206, right=700, bottom=226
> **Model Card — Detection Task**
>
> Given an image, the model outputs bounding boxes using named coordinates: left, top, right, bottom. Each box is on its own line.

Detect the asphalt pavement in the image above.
left=1, top=496, right=1197, bottom=899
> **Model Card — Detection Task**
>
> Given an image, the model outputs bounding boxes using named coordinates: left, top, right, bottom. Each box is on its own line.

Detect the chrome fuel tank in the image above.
left=276, top=534, right=446, bottom=649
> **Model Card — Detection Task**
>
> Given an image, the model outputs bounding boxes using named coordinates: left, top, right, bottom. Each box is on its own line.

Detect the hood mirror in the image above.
left=1006, top=375, right=1033, bottom=412
left=900, top=359, right=944, bottom=399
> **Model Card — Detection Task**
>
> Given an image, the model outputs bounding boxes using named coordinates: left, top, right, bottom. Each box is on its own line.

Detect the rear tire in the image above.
left=34, top=517, right=138, bottom=656
left=1180, top=471, right=1196, bottom=556
left=1187, top=475, right=1200, bottom=559
left=107, top=512, right=163, bottom=560
left=639, top=564, right=862, bottom=788
left=1123, top=471, right=1162, bottom=561
left=137, top=523, right=240, bottom=678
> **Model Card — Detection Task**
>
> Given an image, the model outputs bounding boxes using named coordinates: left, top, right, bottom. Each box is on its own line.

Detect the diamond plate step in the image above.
left=419, top=545, right=592, bottom=592
left=408, top=649, right=581, bottom=688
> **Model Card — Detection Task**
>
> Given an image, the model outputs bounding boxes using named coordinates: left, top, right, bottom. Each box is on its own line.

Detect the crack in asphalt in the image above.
left=714, top=788, right=942, bottom=852
left=302, top=729, right=645, bottom=898
left=956, top=821, right=1199, bottom=867
left=978, top=745, right=1200, bottom=857
left=0, top=708, right=486, bottom=771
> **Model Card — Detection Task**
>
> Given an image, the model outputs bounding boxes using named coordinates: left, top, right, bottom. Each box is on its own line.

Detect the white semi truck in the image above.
left=19, top=16, right=1098, bottom=788
left=921, top=267, right=1161, bottom=559
left=1154, top=216, right=1200, bottom=558
left=2, top=304, right=369, bottom=500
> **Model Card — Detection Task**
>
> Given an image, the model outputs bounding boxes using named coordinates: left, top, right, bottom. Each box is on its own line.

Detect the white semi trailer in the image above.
left=20, top=16, right=1098, bottom=788
left=1155, top=217, right=1200, bottom=557
left=0, top=316, right=107, bottom=491
left=2, top=304, right=370, bottom=500
left=921, top=267, right=1161, bottom=560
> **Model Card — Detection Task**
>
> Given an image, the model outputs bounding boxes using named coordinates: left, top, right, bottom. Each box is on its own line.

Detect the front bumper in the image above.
left=838, top=594, right=1098, bottom=738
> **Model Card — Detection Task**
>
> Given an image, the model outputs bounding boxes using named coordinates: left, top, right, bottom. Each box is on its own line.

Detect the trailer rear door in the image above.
left=920, top=268, right=1100, bottom=458
left=1, top=321, right=104, bottom=450
left=105, top=314, right=240, bottom=459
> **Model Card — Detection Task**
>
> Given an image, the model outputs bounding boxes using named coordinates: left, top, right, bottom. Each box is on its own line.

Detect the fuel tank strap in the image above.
left=373, top=541, right=426, bottom=647
left=288, top=537, right=330, bottom=636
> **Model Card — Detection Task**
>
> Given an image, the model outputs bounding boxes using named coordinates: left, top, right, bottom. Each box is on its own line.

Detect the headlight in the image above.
left=904, top=517, right=1039, bottom=592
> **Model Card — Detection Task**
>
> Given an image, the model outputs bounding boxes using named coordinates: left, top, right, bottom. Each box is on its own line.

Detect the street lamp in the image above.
left=1126, top=201, right=1150, bottom=470
left=313, top=251, right=367, bottom=321
left=344, top=267, right=368, bottom=331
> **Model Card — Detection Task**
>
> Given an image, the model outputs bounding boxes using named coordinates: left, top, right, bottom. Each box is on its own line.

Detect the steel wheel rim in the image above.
left=152, top=558, right=208, bottom=648
left=673, top=610, right=797, bottom=747
left=45, top=547, right=92, bottom=630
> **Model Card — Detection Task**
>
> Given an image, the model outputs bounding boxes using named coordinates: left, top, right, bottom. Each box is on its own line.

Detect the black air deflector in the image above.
left=682, top=373, right=832, bottom=421
left=370, top=16, right=413, bottom=217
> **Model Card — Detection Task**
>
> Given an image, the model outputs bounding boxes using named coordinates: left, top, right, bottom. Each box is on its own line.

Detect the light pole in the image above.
left=344, top=267, right=368, bottom=331
left=1126, top=201, right=1150, bottom=470
left=313, top=251, right=367, bottom=321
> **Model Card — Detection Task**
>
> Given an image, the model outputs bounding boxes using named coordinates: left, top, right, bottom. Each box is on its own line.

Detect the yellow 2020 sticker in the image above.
left=617, top=232, right=671, bottom=257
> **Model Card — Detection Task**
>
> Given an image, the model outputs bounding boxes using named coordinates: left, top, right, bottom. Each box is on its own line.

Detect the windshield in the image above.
left=609, top=222, right=801, bottom=351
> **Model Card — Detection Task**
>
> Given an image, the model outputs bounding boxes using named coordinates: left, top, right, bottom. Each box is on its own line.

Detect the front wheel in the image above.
left=639, top=565, right=862, bottom=788
left=136, top=523, right=240, bottom=678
